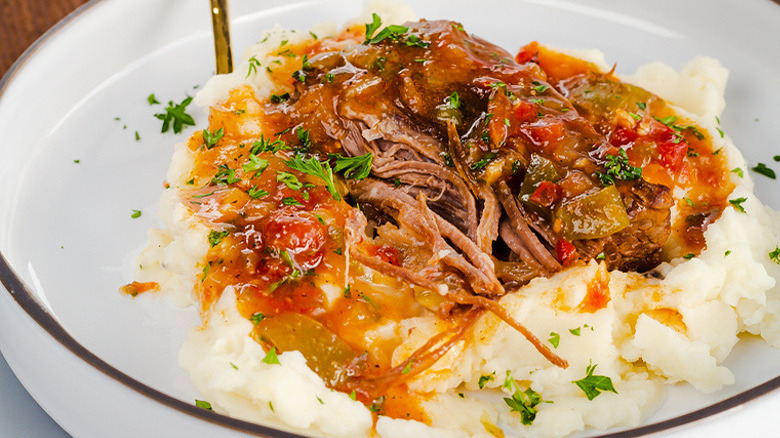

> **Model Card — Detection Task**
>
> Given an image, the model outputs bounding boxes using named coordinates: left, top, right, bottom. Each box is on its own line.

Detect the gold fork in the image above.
left=209, top=0, right=233, bottom=74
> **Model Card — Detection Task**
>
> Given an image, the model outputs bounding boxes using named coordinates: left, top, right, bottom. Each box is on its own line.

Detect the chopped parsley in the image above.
left=243, top=154, right=269, bottom=176
left=154, top=96, right=195, bottom=134
left=249, top=312, right=266, bottom=325
left=548, top=332, right=560, bottom=348
left=363, top=13, right=429, bottom=47
left=285, top=154, right=340, bottom=200
left=277, top=171, right=304, bottom=190
left=130, top=209, right=142, bottom=219
left=247, top=186, right=270, bottom=199
left=296, top=127, right=311, bottom=149
left=596, top=149, right=642, bottom=186
left=470, top=152, right=498, bottom=171
left=531, top=80, right=549, bottom=94
left=503, top=371, right=543, bottom=425
left=731, top=167, right=744, bottom=178
left=195, top=400, right=213, bottom=410
left=654, top=115, right=677, bottom=126
left=208, top=230, right=230, bottom=247
left=752, top=162, right=776, bottom=179
left=270, top=92, right=291, bottom=104
left=478, top=371, right=495, bottom=389
left=250, top=135, right=289, bottom=155
left=282, top=197, right=303, bottom=206
left=572, top=362, right=617, bottom=400
left=446, top=91, right=461, bottom=109
left=769, top=247, right=780, bottom=264
left=202, top=127, right=224, bottom=149
left=682, top=253, right=695, bottom=260
left=330, top=153, right=374, bottom=180
left=262, top=347, right=280, bottom=365
left=147, top=93, right=160, bottom=105
left=729, top=197, right=747, bottom=213
left=246, top=56, right=262, bottom=78
left=369, top=395, right=386, bottom=413
left=211, top=164, right=241, bottom=185
left=569, top=327, right=581, bottom=336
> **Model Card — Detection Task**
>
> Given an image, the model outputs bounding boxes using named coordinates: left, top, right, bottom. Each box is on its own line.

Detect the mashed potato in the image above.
left=130, top=2, right=780, bottom=437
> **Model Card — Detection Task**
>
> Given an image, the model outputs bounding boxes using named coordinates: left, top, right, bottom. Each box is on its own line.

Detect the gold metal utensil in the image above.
left=210, top=0, right=233, bottom=74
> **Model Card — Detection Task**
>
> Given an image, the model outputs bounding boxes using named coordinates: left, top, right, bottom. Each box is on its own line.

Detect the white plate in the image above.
left=1, top=0, right=780, bottom=436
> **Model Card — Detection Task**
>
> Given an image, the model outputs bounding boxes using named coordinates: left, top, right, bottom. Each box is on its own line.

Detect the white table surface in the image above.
left=0, top=349, right=69, bottom=437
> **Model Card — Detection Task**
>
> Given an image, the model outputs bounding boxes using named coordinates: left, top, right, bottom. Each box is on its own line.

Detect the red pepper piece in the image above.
left=555, top=239, right=578, bottom=265
left=529, top=181, right=562, bottom=207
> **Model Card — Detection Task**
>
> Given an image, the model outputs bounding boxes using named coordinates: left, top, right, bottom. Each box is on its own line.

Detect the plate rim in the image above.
left=1, top=0, right=780, bottom=436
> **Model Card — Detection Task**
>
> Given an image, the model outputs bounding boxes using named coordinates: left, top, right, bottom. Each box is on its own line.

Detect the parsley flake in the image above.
left=471, top=152, right=498, bottom=171
left=154, top=96, right=195, bottom=134
left=285, top=154, right=340, bottom=200
left=596, top=149, right=642, bottom=185
left=203, top=127, right=224, bottom=149
left=247, top=186, right=270, bottom=199
left=130, top=209, right=142, bottom=219
left=548, top=332, right=560, bottom=348
left=246, top=56, right=262, bottom=78
left=282, top=197, right=303, bottom=206
left=752, top=163, right=776, bottom=179
left=195, top=400, right=213, bottom=410
left=446, top=91, right=461, bottom=109
left=211, top=164, right=241, bottom=185
left=531, top=80, right=549, bottom=94
left=478, top=372, right=496, bottom=389
left=262, top=347, right=280, bottom=365
left=208, top=230, right=230, bottom=247
left=503, top=371, right=543, bottom=425
left=249, top=312, right=266, bottom=325
left=769, top=247, right=780, bottom=264
left=270, top=92, right=291, bottom=104
left=243, top=154, right=269, bottom=176
left=277, top=171, right=304, bottom=190
left=572, top=362, right=617, bottom=400
left=729, top=197, right=747, bottom=213
left=330, top=153, right=374, bottom=180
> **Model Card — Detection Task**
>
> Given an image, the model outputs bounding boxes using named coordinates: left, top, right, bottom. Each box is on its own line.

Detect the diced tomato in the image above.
left=610, top=126, right=639, bottom=147
left=528, top=118, right=565, bottom=148
left=262, top=210, right=327, bottom=271
left=555, top=239, right=578, bottom=265
left=515, top=41, right=539, bottom=64
left=529, top=181, right=562, bottom=207
left=656, top=139, right=687, bottom=175
left=513, top=100, right=538, bottom=123
left=368, top=245, right=401, bottom=266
